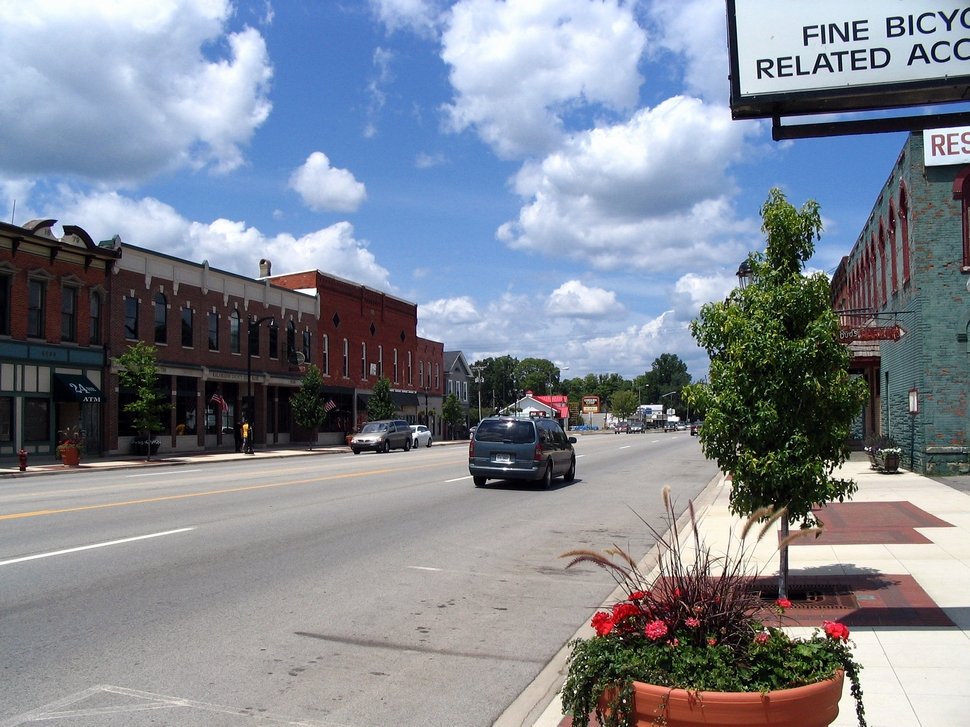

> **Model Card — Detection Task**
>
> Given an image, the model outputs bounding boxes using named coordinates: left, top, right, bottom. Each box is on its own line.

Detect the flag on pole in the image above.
left=324, top=398, right=336, bottom=413
left=209, top=393, right=228, bottom=411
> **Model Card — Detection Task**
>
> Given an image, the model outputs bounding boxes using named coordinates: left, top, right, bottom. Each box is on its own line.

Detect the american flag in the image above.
left=324, top=398, right=337, bottom=413
left=209, top=393, right=228, bottom=411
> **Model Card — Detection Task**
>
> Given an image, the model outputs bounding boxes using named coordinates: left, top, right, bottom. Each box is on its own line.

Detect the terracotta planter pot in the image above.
left=608, top=670, right=844, bottom=727
left=59, top=448, right=81, bottom=467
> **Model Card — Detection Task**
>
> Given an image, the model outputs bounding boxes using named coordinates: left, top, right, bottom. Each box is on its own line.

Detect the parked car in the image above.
left=628, top=421, right=645, bottom=434
left=350, top=419, right=412, bottom=454
left=409, top=424, right=433, bottom=448
left=614, top=421, right=630, bottom=434
left=468, top=416, right=577, bottom=489
left=690, top=420, right=703, bottom=436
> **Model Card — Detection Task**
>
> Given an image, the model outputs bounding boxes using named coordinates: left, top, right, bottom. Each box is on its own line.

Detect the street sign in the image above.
left=839, top=324, right=904, bottom=343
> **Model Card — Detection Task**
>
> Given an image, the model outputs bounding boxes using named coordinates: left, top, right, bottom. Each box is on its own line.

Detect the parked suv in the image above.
left=468, top=416, right=577, bottom=489
left=351, top=419, right=412, bottom=454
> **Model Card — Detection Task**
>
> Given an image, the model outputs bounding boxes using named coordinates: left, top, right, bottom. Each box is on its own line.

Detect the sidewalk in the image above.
left=526, top=453, right=970, bottom=727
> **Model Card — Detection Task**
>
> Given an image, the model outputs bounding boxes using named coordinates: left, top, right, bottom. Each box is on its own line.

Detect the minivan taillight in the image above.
left=469, top=440, right=475, bottom=457
left=534, top=441, right=544, bottom=462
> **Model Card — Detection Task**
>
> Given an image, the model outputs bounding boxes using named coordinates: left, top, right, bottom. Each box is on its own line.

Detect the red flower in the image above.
left=591, top=611, right=615, bottom=636
left=629, top=590, right=648, bottom=601
left=775, top=598, right=792, bottom=609
left=754, top=631, right=771, bottom=645
left=823, top=620, right=850, bottom=642
left=707, top=637, right=718, bottom=646
left=644, top=619, right=668, bottom=640
left=612, top=601, right=639, bottom=622
left=684, top=617, right=700, bottom=628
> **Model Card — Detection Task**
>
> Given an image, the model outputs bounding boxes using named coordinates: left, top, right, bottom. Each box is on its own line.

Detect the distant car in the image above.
left=409, top=424, right=433, bottom=448
left=628, top=422, right=645, bottom=434
left=690, top=421, right=702, bottom=436
left=677, top=422, right=688, bottom=431
left=350, top=419, right=412, bottom=454
left=614, top=422, right=630, bottom=434
left=468, top=426, right=477, bottom=440
left=468, top=416, right=577, bottom=489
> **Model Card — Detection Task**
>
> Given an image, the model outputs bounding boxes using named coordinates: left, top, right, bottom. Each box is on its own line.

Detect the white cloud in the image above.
left=546, top=280, right=620, bottom=318
left=498, top=97, right=755, bottom=273
left=648, top=0, right=730, bottom=105
left=289, top=152, right=367, bottom=213
left=0, top=1, right=272, bottom=183
left=440, top=0, right=646, bottom=158
left=419, top=296, right=481, bottom=324
left=40, top=189, right=390, bottom=290
left=370, top=0, right=443, bottom=36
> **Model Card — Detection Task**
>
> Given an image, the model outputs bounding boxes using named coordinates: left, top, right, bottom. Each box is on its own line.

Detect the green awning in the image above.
left=53, top=373, right=104, bottom=403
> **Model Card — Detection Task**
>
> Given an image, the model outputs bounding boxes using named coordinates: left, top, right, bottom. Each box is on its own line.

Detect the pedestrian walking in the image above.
left=241, top=420, right=251, bottom=454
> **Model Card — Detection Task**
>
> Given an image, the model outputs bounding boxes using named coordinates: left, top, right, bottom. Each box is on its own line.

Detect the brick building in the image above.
left=266, top=263, right=445, bottom=438
left=831, top=131, right=969, bottom=475
left=0, top=219, right=120, bottom=459
left=108, top=244, right=318, bottom=453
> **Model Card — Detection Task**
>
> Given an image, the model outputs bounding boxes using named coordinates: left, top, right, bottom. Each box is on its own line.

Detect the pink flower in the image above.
left=684, top=617, right=700, bottom=628
left=823, top=620, right=850, bottom=642
left=644, top=619, right=668, bottom=641
left=775, top=598, right=792, bottom=610
left=591, top=611, right=615, bottom=636
left=707, top=637, right=718, bottom=646
left=754, top=631, right=771, bottom=645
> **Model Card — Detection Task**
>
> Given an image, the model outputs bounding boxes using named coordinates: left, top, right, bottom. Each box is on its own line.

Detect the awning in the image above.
left=391, top=391, right=420, bottom=407
left=53, top=373, right=104, bottom=403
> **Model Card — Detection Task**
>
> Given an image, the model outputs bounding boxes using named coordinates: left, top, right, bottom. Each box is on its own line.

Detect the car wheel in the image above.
left=563, top=457, right=576, bottom=482
left=404, top=437, right=412, bottom=451
left=352, top=448, right=360, bottom=455
left=381, top=440, right=390, bottom=454
left=539, top=462, right=553, bottom=490
left=473, top=476, right=487, bottom=488
left=426, top=437, right=432, bottom=448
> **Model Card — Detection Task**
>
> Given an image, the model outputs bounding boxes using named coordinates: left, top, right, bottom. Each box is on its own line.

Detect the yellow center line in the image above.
left=0, top=462, right=445, bottom=521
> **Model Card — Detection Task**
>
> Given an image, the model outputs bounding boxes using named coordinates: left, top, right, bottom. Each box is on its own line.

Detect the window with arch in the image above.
left=230, top=310, right=241, bottom=353
left=900, top=185, right=911, bottom=283
left=89, top=290, right=103, bottom=344
left=878, top=223, right=887, bottom=307
left=302, top=330, right=311, bottom=363
left=61, top=284, right=78, bottom=342
left=269, top=322, right=278, bottom=359
left=888, top=200, right=898, bottom=294
left=207, top=311, right=219, bottom=351
left=286, top=320, right=296, bottom=361
left=154, top=292, right=167, bottom=344
left=124, top=296, right=139, bottom=340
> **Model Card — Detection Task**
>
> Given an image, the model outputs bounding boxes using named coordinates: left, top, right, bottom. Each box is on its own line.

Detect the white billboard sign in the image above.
left=728, top=1, right=970, bottom=119
left=924, top=126, right=970, bottom=166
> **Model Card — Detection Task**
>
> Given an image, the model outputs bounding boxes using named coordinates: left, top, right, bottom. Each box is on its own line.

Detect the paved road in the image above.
left=0, top=433, right=716, bottom=727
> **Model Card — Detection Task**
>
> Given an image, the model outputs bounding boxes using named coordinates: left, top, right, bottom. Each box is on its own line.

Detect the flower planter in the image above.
left=874, top=452, right=900, bottom=473
left=614, top=671, right=844, bottom=727
left=59, top=448, right=81, bottom=467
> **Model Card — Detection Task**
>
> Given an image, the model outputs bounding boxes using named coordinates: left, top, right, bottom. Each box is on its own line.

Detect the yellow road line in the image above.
left=0, top=462, right=444, bottom=521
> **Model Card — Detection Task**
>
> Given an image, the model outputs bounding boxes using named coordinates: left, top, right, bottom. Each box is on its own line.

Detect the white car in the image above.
left=409, top=424, right=433, bottom=448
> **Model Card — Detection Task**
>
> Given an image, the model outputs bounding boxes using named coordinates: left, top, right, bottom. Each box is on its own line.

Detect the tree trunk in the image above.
left=778, top=518, right=789, bottom=600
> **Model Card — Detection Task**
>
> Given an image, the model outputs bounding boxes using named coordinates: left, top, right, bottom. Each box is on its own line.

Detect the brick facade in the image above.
left=832, top=132, right=969, bottom=475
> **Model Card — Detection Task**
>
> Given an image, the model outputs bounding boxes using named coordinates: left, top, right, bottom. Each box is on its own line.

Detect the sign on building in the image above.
left=581, top=395, right=600, bottom=414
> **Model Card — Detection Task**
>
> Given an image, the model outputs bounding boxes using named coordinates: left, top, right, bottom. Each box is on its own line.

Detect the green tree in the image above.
left=442, top=393, right=464, bottom=439
left=470, top=355, right=519, bottom=411
left=687, top=188, right=868, bottom=598
left=291, top=364, right=328, bottom=449
left=610, top=390, right=638, bottom=421
left=367, top=377, right=397, bottom=421
left=116, top=341, right=171, bottom=461
left=514, top=357, right=560, bottom=395
left=635, top=353, right=691, bottom=415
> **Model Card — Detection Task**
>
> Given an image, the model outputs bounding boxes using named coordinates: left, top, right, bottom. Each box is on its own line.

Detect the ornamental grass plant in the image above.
left=559, top=487, right=865, bottom=727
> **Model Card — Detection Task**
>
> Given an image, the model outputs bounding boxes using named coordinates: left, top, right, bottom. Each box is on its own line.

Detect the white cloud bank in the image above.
left=289, top=152, right=367, bottom=213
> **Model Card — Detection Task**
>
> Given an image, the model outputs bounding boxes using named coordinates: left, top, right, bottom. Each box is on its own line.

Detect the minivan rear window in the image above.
left=475, top=419, right=535, bottom=444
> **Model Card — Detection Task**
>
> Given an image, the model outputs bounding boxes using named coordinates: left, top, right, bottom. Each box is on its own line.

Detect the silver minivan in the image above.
left=468, top=416, right=577, bottom=489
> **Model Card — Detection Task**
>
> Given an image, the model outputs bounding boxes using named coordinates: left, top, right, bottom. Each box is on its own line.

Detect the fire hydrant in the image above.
left=18, top=448, right=28, bottom=472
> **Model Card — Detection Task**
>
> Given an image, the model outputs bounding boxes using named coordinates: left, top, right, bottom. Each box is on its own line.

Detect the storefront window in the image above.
left=24, top=398, right=50, bottom=442
left=175, top=376, right=197, bottom=435
left=0, top=396, right=12, bottom=442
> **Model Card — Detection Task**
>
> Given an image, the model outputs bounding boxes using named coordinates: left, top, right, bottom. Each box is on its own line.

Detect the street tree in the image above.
left=291, top=364, right=328, bottom=449
left=116, top=341, right=171, bottom=461
left=610, top=390, right=638, bottom=421
left=514, top=357, right=560, bottom=395
left=442, top=393, right=464, bottom=439
left=687, top=188, right=868, bottom=599
left=367, top=377, right=397, bottom=421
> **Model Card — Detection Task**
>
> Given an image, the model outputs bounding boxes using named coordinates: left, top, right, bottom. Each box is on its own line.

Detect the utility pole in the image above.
left=471, top=366, right=484, bottom=423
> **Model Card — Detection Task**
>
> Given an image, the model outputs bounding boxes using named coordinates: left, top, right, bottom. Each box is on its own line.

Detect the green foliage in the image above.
left=687, top=188, right=869, bottom=557
left=367, top=377, right=397, bottom=421
left=633, top=354, right=692, bottom=415
left=514, top=357, right=561, bottom=395
left=610, top=390, right=638, bottom=421
left=559, top=490, right=866, bottom=727
left=117, top=341, right=170, bottom=454
left=442, top=393, right=463, bottom=429
left=291, top=364, right=328, bottom=444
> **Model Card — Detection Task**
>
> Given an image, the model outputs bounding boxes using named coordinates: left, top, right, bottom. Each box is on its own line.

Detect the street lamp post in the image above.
left=247, top=314, right=276, bottom=449
left=661, top=390, right=677, bottom=431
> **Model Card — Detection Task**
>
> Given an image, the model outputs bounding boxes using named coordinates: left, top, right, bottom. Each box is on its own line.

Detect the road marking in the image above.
left=407, top=566, right=442, bottom=571
left=0, top=462, right=446, bottom=521
left=618, top=445, right=631, bottom=450
left=126, top=469, right=203, bottom=478
left=445, top=475, right=472, bottom=482
left=0, top=528, right=194, bottom=567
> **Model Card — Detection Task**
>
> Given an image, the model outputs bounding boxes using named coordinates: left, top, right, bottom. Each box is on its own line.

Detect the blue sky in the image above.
left=0, top=0, right=948, bottom=381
